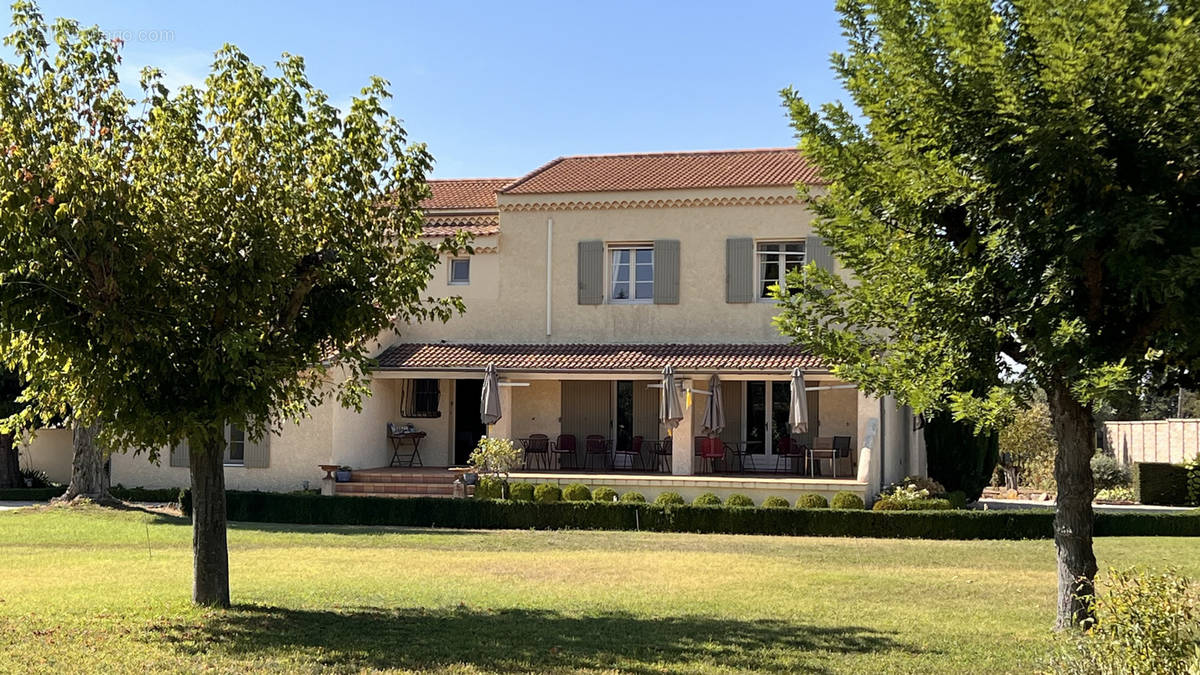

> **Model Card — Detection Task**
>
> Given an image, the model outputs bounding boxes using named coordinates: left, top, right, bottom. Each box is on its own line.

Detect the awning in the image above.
left=373, top=343, right=825, bottom=375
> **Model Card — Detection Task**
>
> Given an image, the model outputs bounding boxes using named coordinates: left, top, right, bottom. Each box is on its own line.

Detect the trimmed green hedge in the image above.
left=0, top=486, right=184, bottom=502
left=177, top=491, right=1200, bottom=539
left=1135, top=463, right=1190, bottom=505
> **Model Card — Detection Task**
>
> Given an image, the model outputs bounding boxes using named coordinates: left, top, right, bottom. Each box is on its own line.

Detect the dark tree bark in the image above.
left=57, top=423, right=115, bottom=503
left=0, top=432, right=20, bottom=489
left=1047, top=377, right=1099, bottom=630
left=190, top=429, right=230, bottom=608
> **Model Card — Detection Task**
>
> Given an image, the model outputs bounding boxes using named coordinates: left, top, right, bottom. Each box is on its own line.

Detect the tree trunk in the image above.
left=190, top=428, right=230, bottom=608
left=0, top=432, right=20, bottom=489
left=1047, top=377, right=1099, bottom=630
left=57, top=423, right=114, bottom=503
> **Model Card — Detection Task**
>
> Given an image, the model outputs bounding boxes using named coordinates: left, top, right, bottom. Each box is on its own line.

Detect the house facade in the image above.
left=21, top=148, right=925, bottom=502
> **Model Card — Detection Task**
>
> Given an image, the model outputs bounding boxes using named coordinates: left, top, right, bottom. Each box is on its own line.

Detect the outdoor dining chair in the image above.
left=584, top=434, right=609, bottom=471
left=552, top=434, right=577, bottom=469
left=613, top=435, right=645, bottom=471
left=521, top=434, right=550, bottom=470
left=774, top=436, right=808, bottom=474
left=831, top=435, right=853, bottom=477
left=652, top=436, right=673, bottom=472
left=699, top=437, right=726, bottom=474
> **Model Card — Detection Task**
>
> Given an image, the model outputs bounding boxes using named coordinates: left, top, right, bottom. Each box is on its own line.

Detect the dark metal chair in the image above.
left=584, top=434, right=609, bottom=471
left=832, top=435, right=853, bottom=477
left=774, top=436, right=807, bottom=474
left=614, top=435, right=644, bottom=471
left=652, top=436, right=673, bottom=472
left=551, top=434, right=577, bottom=469
left=521, top=434, right=550, bottom=470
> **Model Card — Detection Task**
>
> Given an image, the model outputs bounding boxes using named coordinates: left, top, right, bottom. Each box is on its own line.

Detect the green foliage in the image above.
left=1091, top=453, right=1132, bottom=492
left=1051, top=568, right=1200, bottom=675
left=761, top=496, right=790, bottom=509
left=725, top=494, right=755, bottom=508
left=882, top=476, right=946, bottom=497
left=654, top=491, right=685, bottom=506
left=18, top=467, right=52, bottom=488
left=474, top=477, right=505, bottom=501
left=619, top=491, right=645, bottom=503
left=692, top=492, right=722, bottom=507
left=1134, top=463, right=1191, bottom=506
left=1186, top=458, right=1200, bottom=507
left=469, top=438, right=523, bottom=482
left=945, top=491, right=968, bottom=510
left=831, top=491, right=865, bottom=510
left=533, top=483, right=561, bottom=504
left=873, top=497, right=954, bottom=512
left=591, top=487, right=618, bottom=503
left=561, top=483, right=592, bottom=502
left=796, top=494, right=829, bottom=509
left=1095, top=487, right=1135, bottom=502
left=508, top=482, right=534, bottom=502
left=998, top=402, right=1058, bottom=492
left=179, top=489, right=1200, bottom=539
left=923, top=413, right=999, bottom=502
left=0, top=2, right=462, bottom=454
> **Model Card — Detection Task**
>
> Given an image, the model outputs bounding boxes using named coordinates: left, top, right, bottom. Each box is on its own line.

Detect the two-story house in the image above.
left=22, top=148, right=924, bottom=503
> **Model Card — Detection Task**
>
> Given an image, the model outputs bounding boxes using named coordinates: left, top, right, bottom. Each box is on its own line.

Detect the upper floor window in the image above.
left=757, top=241, right=805, bottom=299
left=448, top=258, right=470, bottom=285
left=610, top=246, right=654, bottom=303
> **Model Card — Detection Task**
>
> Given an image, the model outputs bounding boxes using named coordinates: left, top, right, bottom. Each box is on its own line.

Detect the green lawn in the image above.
left=0, top=506, right=1195, bottom=674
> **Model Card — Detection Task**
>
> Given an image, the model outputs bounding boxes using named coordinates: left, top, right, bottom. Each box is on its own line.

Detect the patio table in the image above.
left=388, top=431, right=426, bottom=467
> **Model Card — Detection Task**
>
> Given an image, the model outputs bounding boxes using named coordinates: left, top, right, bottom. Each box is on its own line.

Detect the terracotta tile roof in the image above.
left=374, top=343, right=824, bottom=373
left=421, top=178, right=511, bottom=211
left=421, top=215, right=500, bottom=238
left=499, top=148, right=821, bottom=195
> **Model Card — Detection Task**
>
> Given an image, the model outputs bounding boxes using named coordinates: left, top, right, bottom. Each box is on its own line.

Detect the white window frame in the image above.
left=608, top=245, right=654, bottom=304
left=225, top=424, right=246, bottom=467
left=448, top=257, right=470, bottom=286
left=756, top=240, right=806, bottom=301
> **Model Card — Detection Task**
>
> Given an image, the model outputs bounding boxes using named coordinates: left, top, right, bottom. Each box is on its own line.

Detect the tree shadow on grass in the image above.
left=152, top=604, right=912, bottom=673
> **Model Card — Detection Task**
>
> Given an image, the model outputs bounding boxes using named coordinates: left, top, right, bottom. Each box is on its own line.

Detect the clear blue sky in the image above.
left=31, top=1, right=851, bottom=179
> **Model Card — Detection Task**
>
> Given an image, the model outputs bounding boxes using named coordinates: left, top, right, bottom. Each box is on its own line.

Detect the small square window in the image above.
left=449, top=258, right=470, bottom=285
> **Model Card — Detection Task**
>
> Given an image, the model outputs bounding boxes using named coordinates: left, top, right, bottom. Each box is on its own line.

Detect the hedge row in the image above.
left=1134, top=463, right=1191, bottom=505
left=178, top=491, right=1200, bottom=539
left=0, top=485, right=184, bottom=503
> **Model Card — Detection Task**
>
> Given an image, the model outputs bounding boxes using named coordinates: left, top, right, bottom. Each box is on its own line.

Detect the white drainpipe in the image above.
left=545, top=217, right=553, bottom=338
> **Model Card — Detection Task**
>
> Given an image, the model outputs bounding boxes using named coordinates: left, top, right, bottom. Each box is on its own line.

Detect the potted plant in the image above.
left=468, top=437, right=523, bottom=499
left=334, top=465, right=353, bottom=482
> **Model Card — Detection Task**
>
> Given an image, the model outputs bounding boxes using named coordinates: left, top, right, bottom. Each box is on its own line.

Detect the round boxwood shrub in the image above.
left=796, top=493, right=829, bottom=509
left=725, top=493, right=755, bottom=507
left=534, top=483, right=562, bottom=504
left=761, top=496, right=790, bottom=508
left=592, top=486, right=619, bottom=502
left=474, top=476, right=505, bottom=500
left=654, top=491, right=685, bottom=506
left=619, top=491, right=646, bottom=503
left=830, top=491, right=865, bottom=510
left=1092, top=452, right=1131, bottom=491
left=692, top=492, right=722, bottom=506
left=562, top=483, right=592, bottom=502
left=509, top=482, right=535, bottom=502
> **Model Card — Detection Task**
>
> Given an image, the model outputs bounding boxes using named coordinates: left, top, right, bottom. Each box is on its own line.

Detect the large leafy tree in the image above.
left=0, top=3, right=461, bottom=606
left=778, top=0, right=1200, bottom=628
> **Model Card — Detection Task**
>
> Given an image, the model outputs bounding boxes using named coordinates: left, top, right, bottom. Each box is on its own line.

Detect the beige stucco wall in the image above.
left=398, top=186, right=825, bottom=344
left=511, top=379, right=562, bottom=440
left=18, top=428, right=74, bottom=484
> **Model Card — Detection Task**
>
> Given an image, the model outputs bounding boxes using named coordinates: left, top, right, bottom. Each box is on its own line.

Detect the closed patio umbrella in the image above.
left=701, top=374, right=725, bottom=437
left=660, top=365, right=683, bottom=430
left=480, top=363, right=502, bottom=427
left=788, top=367, right=809, bottom=434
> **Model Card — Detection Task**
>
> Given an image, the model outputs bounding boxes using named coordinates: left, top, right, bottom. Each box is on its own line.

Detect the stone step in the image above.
left=332, top=491, right=460, bottom=499
left=335, top=482, right=456, bottom=496
left=348, top=470, right=459, bottom=485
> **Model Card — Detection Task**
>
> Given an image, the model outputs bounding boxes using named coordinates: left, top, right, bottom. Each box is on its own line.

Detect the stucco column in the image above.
left=671, top=378, right=695, bottom=475
left=489, top=383, right=514, bottom=441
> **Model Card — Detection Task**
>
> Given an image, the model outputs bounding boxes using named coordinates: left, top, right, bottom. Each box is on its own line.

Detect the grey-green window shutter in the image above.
left=653, top=239, right=680, bottom=304
left=806, top=235, right=834, bottom=272
left=578, top=240, right=603, bottom=305
left=169, top=438, right=189, bottom=468
left=725, top=237, right=754, bottom=303
left=244, top=431, right=270, bottom=468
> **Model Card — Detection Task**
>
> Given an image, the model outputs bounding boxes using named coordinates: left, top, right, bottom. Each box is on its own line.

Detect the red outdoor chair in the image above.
left=584, top=434, right=609, bottom=471
left=699, top=437, right=726, bottom=474
left=614, top=435, right=645, bottom=471
left=552, top=434, right=577, bottom=469
left=774, top=436, right=808, bottom=474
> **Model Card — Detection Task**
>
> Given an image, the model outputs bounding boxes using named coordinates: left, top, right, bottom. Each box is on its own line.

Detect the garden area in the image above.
left=0, top=504, right=1196, bottom=674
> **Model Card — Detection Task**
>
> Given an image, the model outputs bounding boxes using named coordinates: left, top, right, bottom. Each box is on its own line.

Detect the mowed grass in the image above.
left=0, top=506, right=1196, bottom=674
